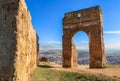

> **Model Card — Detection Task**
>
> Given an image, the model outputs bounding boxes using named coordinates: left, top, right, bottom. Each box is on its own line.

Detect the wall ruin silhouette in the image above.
left=0, top=0, right=38, bottom=81
left=62, top=6, right=107, bottom=68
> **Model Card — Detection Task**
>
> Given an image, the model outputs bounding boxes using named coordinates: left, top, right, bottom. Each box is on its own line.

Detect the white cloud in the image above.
left=75, top=41, right=88, bottom=45
left=104, top=31, right=120, bottom=34
left=47, top=41, right=62, bottom=44
left=75, top=44, right=89, bottom=50
left=105, top=44, right=120, bottom=50
left=80, top=41, right=88, bottom=43
left=76, top=46, right=89, bottom=50
left=76, top=43, right=120, bottom=50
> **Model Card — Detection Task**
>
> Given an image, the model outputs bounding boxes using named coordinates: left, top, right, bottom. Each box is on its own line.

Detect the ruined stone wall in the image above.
left=62, top=6, right=107, bottom=68
left=0, top=0, right=38, bottom=81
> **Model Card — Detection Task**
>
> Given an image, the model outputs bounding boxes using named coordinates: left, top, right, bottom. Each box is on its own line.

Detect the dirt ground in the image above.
left=40, top=62, right=120, bottom=79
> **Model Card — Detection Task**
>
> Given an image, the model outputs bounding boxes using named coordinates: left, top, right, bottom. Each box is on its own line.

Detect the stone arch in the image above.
left=62, top=6, right=107, bottom=68
left=72, top=30, right=89, bottom=43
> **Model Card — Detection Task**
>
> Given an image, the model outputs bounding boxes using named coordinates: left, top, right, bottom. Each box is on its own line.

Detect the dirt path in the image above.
left=41, top=62, right=120, bottom=79
left=77, top=65, right=120, bottom=79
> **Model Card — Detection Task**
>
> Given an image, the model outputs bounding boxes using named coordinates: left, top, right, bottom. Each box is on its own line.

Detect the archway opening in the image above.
left=73, top=31, right=89, bottom=66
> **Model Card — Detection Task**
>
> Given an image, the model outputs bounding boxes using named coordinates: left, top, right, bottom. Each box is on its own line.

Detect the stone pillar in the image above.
left=89, top=27, right=105, bottom=68
left=0, top=0, right=38, bottom=81
left=62, top=29, right=72, bottom=67
left=62, top=30, right=78, bottom=68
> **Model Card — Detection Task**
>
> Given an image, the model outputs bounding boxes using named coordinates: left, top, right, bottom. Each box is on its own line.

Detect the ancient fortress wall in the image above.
left=0, top=0, right=38, bottom=81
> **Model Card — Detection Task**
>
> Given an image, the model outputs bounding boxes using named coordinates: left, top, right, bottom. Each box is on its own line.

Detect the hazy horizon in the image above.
left=40, top=43, right=120, bottom=51
left=40, top=45, right=120, bottom=65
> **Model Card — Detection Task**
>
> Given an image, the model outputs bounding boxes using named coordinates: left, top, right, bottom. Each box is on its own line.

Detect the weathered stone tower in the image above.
left=62, top=6, right=106, bottom=68
left=0, top=0, right=38, bottom=81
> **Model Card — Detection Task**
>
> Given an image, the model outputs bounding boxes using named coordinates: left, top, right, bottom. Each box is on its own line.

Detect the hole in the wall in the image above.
left=77, top=13, right=82, bottom=18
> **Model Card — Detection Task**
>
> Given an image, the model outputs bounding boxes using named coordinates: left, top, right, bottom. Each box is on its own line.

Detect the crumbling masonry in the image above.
left=62, top=6, right=107, bottom=68
left=0, top=0, right=38, bottom=81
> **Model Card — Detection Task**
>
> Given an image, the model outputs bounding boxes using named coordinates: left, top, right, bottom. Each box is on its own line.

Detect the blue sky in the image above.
left=25, top=0, right=120, bottom=50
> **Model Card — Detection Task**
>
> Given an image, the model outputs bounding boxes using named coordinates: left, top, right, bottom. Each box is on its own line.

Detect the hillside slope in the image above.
left=31, top=62, right=120, bottom=81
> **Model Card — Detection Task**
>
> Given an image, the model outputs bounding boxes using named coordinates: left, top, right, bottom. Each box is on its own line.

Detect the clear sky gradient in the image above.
left=25, top=0, right=120, bottom=50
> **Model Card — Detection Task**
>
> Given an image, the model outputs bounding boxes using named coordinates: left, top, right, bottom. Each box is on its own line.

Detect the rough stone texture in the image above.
left=62, top=6, right=107, bottom=68
left=0, top=0, right=38, bottom=81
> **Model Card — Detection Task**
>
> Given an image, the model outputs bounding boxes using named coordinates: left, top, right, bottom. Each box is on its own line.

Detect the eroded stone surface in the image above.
left=62, top=6, right=107, bottom=68
left=0, top=0, right=38, bottom=81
